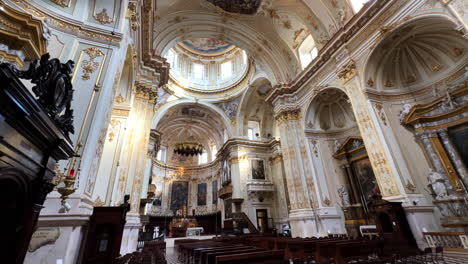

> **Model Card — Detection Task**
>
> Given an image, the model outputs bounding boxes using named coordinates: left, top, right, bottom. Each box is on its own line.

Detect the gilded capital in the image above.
left=337, top=60, right=357, bottom=83
left=275, top=109, right=301, bottom=123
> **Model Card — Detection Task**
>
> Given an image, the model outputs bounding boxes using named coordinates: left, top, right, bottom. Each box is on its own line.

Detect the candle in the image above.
left=67, top=168, right=75, bottom=179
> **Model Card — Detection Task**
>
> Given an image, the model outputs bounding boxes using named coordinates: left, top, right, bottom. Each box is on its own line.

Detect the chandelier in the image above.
left=173, top=139, right=204, bottom=156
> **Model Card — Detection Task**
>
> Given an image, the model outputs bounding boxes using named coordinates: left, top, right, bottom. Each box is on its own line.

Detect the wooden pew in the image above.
left=194, top=245, right=252, bottom=264
left=215, top=250, right=287, bottom=264
left=205, top=248, right=266, bottom=264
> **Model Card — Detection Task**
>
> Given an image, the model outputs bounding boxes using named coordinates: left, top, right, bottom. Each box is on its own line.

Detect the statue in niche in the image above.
left=427, top=169, right=448, bottom=200
left=337, top=186, right=351, bottom=206
left=399, top=104, right=412, bottom=123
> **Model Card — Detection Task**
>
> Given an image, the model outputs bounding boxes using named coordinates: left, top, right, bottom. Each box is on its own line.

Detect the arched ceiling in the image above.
left=156, top=103, right=228, bottom=152
left=305, top=88, right=356, bottom=132
left=365, top=18, right=468, bottom=93
left=152, top=0, right=354, bottom=86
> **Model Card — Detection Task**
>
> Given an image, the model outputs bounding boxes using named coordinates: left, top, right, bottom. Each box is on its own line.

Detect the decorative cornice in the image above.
left=0, top=3, right=47, bottom=60
left=8, top=0, right=123, bottom=46
left=141, top=0, right=170, bottom=86
left=275, top=109, right=301, bottom=123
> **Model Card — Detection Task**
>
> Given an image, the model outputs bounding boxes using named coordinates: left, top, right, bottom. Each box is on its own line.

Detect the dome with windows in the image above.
left=164, top=38, right=250, bottom=99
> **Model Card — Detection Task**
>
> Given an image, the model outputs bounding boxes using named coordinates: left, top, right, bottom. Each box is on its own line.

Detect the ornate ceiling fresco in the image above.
left=152, top=0, right=354, bottom=89
left=181, top=38, right=232, bottom=54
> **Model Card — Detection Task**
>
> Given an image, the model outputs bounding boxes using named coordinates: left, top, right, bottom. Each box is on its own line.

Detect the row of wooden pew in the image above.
left=176, top=235, right=387, bottom=264
left=114, top=241, right=166, bottom=264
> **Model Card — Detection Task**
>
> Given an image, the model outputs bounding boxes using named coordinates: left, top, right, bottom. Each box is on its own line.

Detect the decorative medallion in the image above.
left=81, top=48, right=104, bottom=80
left=207, top=0, right=262, bottom=15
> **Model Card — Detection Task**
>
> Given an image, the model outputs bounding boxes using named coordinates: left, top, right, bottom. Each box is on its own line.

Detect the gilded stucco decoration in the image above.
left=94, top=9, right=113, bottom=24
left=81, top=48, right=105, bottom=80
left=337, top=60, right=357, bottom=83
left=51, top=0, right=71, bottom=8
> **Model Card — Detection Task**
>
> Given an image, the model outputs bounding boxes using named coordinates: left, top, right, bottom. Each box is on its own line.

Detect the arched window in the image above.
left=198, top=152, right=208, bottom=165
left=192, top=63, right=204, bottom=79
left=165, top=49, right=177, bottom=67
left=156, top=147, right=166, bottom=163
left=211, top=145, right=218, bottom=161
left=298, top=35, right=318, bottom=69
left=221, top=61, right=232, bottom=79
left=349, top=0, right=370, bottom=13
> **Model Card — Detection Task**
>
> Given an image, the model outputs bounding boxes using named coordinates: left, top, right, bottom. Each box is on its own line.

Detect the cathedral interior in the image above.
left=0, top=0, right=468, bottom=263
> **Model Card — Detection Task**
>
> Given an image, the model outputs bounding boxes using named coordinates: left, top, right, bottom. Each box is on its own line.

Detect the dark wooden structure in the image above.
left=368, top=195, right=418, bottom=253
left=0, top=54, right=75, bottom=263
left=82, top=206, right=129, bottom=264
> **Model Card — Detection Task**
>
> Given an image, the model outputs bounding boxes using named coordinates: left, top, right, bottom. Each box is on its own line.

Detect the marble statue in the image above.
left=337, top=186, right=351, bottom=206
left=427, top=169, right=448, bottom=200
left=399, top=104, right=412, bottom=123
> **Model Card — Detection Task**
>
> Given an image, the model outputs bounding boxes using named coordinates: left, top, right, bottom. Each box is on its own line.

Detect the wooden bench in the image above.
left=215, top=250, right=287, bottom=264
left=205, top=248, right=265, bottom=264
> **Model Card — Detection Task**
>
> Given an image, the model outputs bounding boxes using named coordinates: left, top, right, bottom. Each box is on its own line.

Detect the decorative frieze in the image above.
left=81, top=48, right=105, bottom=80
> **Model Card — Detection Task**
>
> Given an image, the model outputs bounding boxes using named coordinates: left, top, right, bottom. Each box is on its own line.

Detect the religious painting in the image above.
left=225, top=199, right=233, bottom=219
left=170, top=181, right=189, bottom=212
left=197, top=183, right=207, bottom=206
left=251, top=159, right=265, bottom=180
left=212, top=180, right=218, bottom=204
left=222, top=159, right=231, bottom=183
left=352, top=158, right=380, bottom=203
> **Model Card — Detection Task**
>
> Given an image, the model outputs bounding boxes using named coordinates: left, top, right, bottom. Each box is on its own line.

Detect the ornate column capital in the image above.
left=337, top=60, right=358, bottom=84
left=275, top=108, right=301, bottom=123
left=134, top=81, right=158, bottom=103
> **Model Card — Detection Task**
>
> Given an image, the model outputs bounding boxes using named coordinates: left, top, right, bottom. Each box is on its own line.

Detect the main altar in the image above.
left=169, top=217, right=198, bottom=237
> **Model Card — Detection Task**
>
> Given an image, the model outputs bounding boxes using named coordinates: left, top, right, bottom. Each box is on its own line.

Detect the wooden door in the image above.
left=256, top=209, right=268, bottom=233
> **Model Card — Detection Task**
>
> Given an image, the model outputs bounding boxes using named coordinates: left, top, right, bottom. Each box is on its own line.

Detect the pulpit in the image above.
left=0, top=55, right=74, bottom=263
left=368, top=195, right=418, bottom=252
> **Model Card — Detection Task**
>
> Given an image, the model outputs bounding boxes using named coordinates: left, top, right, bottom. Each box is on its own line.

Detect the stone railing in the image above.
left=423, top=232, right=468, bottom=252
left=432, top=197, right=468, bottom=228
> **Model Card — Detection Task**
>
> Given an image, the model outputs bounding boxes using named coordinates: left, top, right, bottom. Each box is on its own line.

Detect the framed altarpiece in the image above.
left=402, top=84, right=468, bottom=228
left=333, top=137, right=381, bottom=238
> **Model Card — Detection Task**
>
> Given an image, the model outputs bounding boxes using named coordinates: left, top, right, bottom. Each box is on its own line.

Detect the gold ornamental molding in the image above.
left=9, top=0, right=122, bottom=46
left=275, top=109, right=301, bottom=123
left=0, top=3, right=47, bottom=61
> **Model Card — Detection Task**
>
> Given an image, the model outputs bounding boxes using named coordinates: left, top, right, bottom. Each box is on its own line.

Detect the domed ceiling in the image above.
left=165, top=39, right=250, bottom=100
